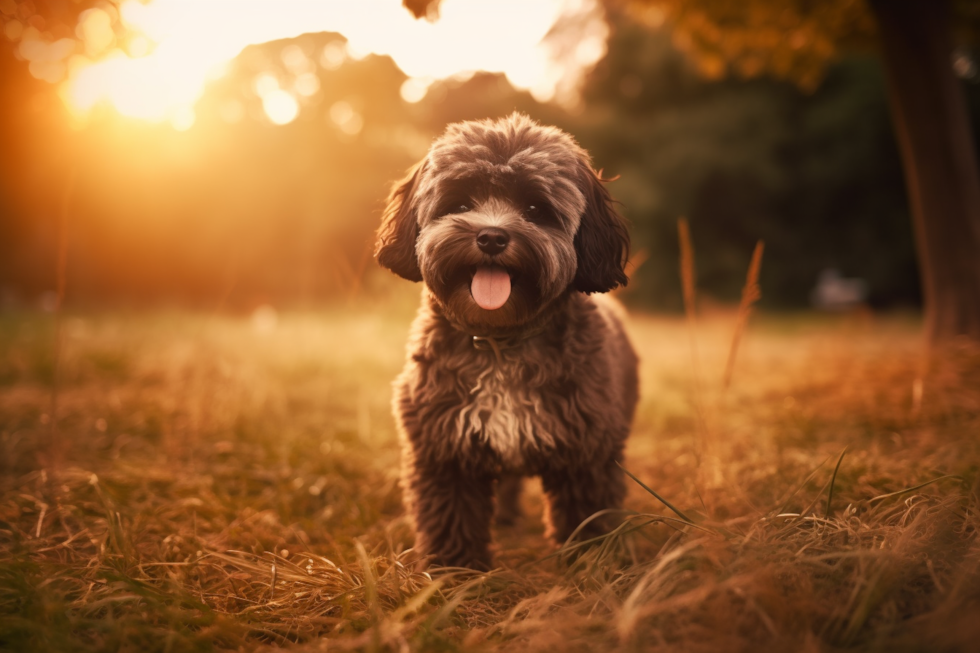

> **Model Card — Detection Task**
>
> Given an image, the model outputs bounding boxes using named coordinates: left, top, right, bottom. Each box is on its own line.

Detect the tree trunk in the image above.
left=869, top=0, right=980, bottom=343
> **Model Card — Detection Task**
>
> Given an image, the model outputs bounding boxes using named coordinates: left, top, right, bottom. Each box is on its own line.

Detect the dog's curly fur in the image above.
left=376, top=113, right=639, bottom=569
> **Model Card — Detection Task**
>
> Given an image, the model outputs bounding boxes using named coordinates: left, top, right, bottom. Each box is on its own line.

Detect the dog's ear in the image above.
left=573, top=166, right=630, bottom=294
left=375, top=160, right=426, bottom=282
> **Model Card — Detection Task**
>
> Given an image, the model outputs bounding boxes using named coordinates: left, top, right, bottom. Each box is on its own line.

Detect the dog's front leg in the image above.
left=403, top=455, right=495, bottom=570
left=541, top=454, right=626, bottom=546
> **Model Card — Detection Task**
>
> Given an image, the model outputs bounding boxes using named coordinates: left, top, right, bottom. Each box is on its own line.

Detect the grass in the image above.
left=1, top=296, right=979, bottom=652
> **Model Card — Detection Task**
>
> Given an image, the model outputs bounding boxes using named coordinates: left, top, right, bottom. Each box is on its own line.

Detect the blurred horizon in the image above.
left=2, top=0, right=978, bottom=313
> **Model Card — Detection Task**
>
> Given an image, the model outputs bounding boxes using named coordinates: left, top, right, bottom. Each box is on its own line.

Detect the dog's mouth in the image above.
left=470, top=266, right=513, bottom=310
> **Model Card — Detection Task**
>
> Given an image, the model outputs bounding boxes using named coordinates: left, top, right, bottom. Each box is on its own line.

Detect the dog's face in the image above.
left=375, top=113, right=629, bottom=334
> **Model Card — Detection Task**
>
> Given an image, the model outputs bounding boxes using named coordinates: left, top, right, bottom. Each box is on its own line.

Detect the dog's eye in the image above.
left=446, top=203, right=471, bottom=215
left=524, top=204, right=556, bottom=226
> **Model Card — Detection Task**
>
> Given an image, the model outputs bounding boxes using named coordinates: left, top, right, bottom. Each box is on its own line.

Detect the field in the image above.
left=1, top=295, right=979, bottom=652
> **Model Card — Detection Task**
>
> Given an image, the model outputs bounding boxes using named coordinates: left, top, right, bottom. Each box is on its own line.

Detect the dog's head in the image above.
left=376, top=113, right=629, bottom=333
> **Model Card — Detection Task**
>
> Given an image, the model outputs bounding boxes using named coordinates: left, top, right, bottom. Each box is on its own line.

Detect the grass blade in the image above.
left=723, top=240, right=764, bottom=389
left=868, top=475, right=960, bottom=504
left=618, top=463, right=695, bottom=525
left=825, top=446, right=848, bottom=517
left=773, top=453, right=833, bottom=516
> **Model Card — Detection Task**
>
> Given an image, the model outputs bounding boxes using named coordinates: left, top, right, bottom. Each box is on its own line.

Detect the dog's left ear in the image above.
left=573, top=166, right=631, bottom=294
left=375, top=160, right=426, bottom=282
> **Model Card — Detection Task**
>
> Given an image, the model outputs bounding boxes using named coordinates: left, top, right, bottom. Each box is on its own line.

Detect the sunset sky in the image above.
left=25, top=0, right=609, bottom=128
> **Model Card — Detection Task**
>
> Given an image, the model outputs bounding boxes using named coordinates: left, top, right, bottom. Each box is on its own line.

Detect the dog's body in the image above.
left=376, top=114, right=638, bottom=569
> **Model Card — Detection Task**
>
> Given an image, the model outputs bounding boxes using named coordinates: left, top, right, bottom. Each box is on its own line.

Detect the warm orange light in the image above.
left=263, top=90, right=300, bottom=125
left=47, top=0, right=606, bottom=128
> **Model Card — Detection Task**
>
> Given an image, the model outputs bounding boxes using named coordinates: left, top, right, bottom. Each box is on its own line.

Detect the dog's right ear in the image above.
left=375, top=160, right=426, bottom=282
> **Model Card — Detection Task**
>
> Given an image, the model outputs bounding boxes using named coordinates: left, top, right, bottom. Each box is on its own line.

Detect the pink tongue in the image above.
left=471, top=266, right=511, bottom=310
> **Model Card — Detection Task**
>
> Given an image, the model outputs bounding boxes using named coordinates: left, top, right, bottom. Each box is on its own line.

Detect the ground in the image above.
left=1, top=295, right=978, bottom=652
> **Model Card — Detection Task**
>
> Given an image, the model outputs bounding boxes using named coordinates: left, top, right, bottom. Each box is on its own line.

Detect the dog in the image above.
left=375, top=113, right=639, bottom=569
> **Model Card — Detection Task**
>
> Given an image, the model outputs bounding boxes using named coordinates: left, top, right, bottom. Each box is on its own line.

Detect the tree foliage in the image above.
left=405, top=0, right=980, bottom=90
left=571, top=12, right=919, bottom=308
left=0, top=0, right=972, bottom=313
left=628, top=0, right=875, bottom=90
left=627, top=0, right=980, bottom=89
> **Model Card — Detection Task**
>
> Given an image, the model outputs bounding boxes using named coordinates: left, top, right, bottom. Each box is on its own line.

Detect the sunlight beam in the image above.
left=51, top=0, right=607, bottom=126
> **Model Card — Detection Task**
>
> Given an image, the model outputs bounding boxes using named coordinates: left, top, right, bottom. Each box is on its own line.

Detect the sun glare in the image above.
left=16, top=0, right=608, bottom=128
left=263, top=89, right=300, bottom=125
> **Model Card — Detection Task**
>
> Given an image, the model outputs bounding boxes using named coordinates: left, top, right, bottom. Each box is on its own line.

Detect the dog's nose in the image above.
left=476, top=228, right=510, bottom=256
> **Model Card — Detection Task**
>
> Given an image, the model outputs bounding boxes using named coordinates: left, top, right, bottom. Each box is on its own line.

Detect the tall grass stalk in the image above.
left=723, top=240, right=764, bottom=389
left=677, top=218, right=708, bottom=460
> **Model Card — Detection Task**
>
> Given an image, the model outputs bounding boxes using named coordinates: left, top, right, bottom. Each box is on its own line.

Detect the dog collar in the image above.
left=466, top=307, right=559, bottom=362
left=472, top=334, right=521, bottom=351
left=472, top=335, right=514, bottom=363
left=471, top=330, right=543, bottom=363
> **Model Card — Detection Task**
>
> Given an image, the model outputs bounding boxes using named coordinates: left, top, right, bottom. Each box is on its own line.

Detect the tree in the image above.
left=867, top=0, right=980, bottom=343
left=643, top=0, right=980, bottom=344
left=404, top=0, right=980, bottom=344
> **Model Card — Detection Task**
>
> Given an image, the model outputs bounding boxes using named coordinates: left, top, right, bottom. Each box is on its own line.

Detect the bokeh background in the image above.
left=5, top=4, right=980, bottom=651
left=3, top=0, right=978, bottom=315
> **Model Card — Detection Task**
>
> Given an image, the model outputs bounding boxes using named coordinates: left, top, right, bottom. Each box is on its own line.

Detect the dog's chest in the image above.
left=454, top=364, right=555, bottom=466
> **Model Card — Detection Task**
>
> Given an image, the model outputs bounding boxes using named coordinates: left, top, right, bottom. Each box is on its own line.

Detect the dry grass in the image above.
left=1, top=296, right=979, bottom=652
left=723, top=240, right=764, bottom=390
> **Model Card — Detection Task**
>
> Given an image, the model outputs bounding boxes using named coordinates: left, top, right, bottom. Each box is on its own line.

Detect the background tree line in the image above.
left=1, top=1, right=978, bottom=317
